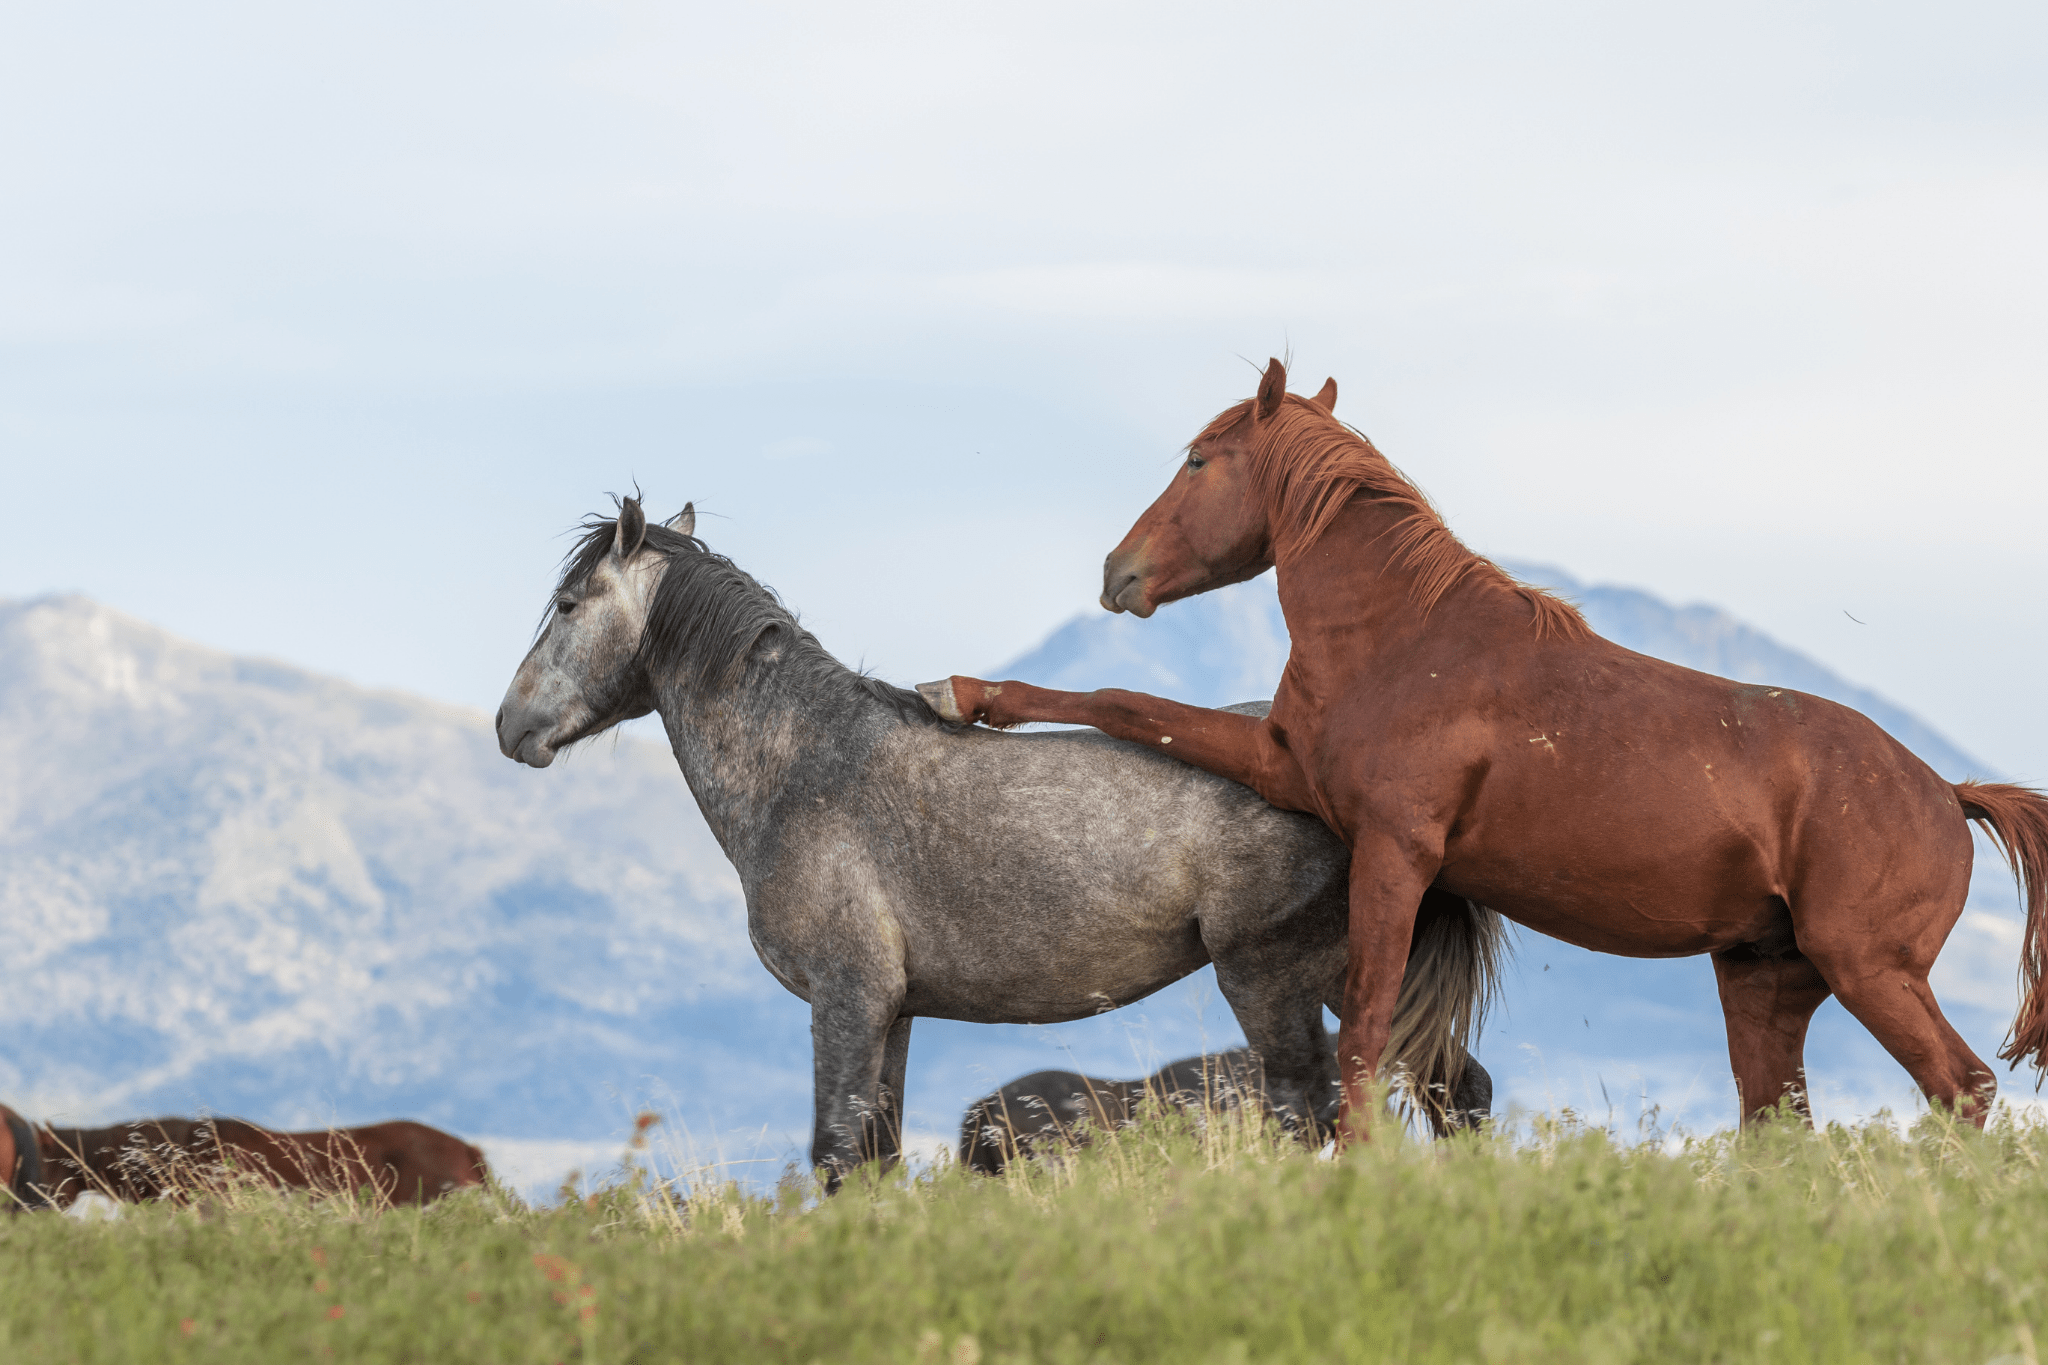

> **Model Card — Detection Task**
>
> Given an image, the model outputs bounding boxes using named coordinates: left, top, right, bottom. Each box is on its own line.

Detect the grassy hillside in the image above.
left=5, top=1104, right=2048, bottom=1363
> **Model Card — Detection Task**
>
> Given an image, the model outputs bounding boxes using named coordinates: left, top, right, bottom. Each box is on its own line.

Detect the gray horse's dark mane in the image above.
left=556, top=512, right=949, bottom=729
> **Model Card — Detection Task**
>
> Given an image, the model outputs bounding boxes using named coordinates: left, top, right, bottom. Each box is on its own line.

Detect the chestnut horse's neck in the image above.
left=1272, top=491, right=1587, bottom=667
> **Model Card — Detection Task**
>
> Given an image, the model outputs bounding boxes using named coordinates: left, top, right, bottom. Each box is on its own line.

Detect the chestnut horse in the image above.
left=35, top=1118, right=488, bottom=1207
left=923, top=358, right=2048, bottom=1137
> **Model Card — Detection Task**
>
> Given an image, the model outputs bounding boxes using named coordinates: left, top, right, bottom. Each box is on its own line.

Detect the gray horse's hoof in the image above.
left=916, top=679, right=965, bottom=724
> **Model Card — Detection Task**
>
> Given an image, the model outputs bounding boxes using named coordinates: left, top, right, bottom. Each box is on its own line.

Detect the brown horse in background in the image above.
left=2, top=1103, right=49, bottom=1210
left=35, top=1117, right=488, bottom=1207
left=924, top=358, right=2048, bottom=1138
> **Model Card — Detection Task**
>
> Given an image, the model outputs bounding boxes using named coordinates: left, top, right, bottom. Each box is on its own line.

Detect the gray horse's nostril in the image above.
left=494, top=706, right=504, bottom=735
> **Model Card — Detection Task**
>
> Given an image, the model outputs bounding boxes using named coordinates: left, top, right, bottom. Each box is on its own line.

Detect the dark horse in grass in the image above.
left=961, top=1043, right=1495, bottom=1175
left=923, top=358, right=2048, bottom=1139
left=960, top=1050, right=1272, bottom=1176
left=2, top=1103, right=49, bottom=1210
left=496, top=498, right=1503, bottom=1185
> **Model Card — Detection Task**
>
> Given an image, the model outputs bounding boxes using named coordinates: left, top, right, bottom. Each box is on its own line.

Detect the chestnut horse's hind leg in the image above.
left=1822, top=963, right=1996, bottom=1123
left=1711, top=949, right=1833, bottom=1123
left=1799, top=917, right=1997, bottom=1125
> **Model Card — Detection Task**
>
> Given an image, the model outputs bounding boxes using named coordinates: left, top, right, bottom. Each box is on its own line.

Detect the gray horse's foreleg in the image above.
left=808, top=986, right=906, bottom=1190
left=874, top=1015, right=913, bottom=1166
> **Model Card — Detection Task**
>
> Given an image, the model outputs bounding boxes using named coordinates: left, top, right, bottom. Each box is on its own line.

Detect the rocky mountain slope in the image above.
left=0, top=596, right=781, bottom=1143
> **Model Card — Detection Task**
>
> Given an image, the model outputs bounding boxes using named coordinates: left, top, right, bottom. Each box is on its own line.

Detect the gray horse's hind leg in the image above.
left=808, top=986, right=908, bottom=1190
left=1211, top=962, right=1340, bottom=1139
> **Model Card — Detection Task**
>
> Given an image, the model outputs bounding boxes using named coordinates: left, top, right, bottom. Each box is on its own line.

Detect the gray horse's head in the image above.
left=496, top=497, right=694, bottom=767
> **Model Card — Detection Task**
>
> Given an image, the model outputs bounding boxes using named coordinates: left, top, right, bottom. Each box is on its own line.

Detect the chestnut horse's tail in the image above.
left=1957, top=781, right=2048, bottom=1076
left=1385, top=890, right=1510, bottom=1135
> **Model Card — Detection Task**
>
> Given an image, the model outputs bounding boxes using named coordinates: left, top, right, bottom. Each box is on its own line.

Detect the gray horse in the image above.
left=960, top=1043, right=1496, bottom=1176
left=496, top=497, right=1505, bottom=1183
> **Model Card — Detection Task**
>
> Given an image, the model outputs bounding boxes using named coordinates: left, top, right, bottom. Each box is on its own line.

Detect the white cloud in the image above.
left=3, top=0, right=2048, bottom=902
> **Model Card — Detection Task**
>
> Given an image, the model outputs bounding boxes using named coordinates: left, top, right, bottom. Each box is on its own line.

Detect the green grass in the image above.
left=7, top=1104, right=2048, bottom=1363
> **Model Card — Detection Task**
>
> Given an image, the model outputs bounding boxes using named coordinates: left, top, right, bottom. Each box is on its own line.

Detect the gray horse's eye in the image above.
left=556, top=599, right=576, bottom=615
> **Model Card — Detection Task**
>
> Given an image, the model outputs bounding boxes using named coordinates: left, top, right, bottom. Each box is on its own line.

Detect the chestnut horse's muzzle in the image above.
left=1100, top=550, right=1155, bottom=617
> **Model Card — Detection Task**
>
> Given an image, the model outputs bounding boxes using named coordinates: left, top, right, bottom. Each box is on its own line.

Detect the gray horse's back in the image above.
left=866, top=707, right=1349, bottom=1024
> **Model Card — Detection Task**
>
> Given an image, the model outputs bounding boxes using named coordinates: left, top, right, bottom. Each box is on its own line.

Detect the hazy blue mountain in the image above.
left=0, top=596, right=805, bottom=1171
left=993, top=568, right=2023, bottom=1130
left=0, top=573, right=2028, bottom=1199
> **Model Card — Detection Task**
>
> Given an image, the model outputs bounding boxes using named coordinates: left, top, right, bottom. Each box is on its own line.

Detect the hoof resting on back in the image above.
left=917, top=679, right=966, bottom=724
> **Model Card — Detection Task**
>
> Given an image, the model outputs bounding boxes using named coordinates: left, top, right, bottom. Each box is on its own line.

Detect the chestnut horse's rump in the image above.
left=925, top=359, right=2048, bottom=1135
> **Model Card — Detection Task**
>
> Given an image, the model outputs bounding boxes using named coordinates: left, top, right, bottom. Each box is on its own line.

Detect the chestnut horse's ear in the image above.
left=665, top=502, right=696, bottom=537
left=1256, top=357, right=1288, bottom=420
left=614, top=498, right=647, bottom=558
left=1311, top=377, right=1337, bottom=413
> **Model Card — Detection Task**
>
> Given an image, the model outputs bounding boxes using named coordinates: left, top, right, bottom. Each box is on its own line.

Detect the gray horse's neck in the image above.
left=652, top=630, right=903, bottom=870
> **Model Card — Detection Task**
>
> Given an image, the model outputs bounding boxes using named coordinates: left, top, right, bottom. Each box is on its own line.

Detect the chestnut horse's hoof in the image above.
left=916, top=679, right=967, bottom=724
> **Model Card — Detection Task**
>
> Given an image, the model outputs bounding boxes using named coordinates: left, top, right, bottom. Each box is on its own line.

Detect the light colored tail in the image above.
left=1957, top=781, right=2048, bottom=1076
left=1383, top=890, right=1510, bottom=1135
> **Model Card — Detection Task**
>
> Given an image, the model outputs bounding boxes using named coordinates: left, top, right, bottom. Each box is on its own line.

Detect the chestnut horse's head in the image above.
left=497, top=497, right=693, bottom=768
left=1100, top=358, right=1337, bottom=617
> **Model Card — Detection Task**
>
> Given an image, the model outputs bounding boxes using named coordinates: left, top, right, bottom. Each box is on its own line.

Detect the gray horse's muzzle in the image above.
left=495, top=701, right=555, bottom=768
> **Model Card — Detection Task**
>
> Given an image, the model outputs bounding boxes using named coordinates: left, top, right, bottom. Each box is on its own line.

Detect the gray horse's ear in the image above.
left=614, top=498, right=647, bottom=558
left=664, top=503, right=695, bottom=537
left=1311, top=377, right=1337, bottom=413
left=1256, top=357, right=1288, bottom=420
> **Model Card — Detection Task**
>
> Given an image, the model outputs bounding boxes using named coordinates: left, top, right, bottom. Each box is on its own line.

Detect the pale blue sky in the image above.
left=4, top=1, right=2046, bottom=774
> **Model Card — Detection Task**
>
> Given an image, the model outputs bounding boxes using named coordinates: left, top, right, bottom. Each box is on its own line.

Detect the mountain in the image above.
left=995, top=569, right=2024, bottom=1130
left=0, top=571, right=2029, bottom=1198
left=0, top=595, right=795, bottom=1175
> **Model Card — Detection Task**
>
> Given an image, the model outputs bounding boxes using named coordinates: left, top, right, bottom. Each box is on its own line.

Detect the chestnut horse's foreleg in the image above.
left=1334, top=847, right=1439, bottom=1143
left=918, top=676, right=1315, bottom=811
left=1710, top=950, right=1833, bottom=1124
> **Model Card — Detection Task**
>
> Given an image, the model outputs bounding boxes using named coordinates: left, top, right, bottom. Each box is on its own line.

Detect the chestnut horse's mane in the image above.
left=1199, top=393, right=1591, bottom=640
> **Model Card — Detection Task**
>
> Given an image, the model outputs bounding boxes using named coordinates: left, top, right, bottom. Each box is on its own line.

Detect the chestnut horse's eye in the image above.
left=1186, top=453, right=1206, bottom=471
left=556, top=599, right=575, bottom=615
